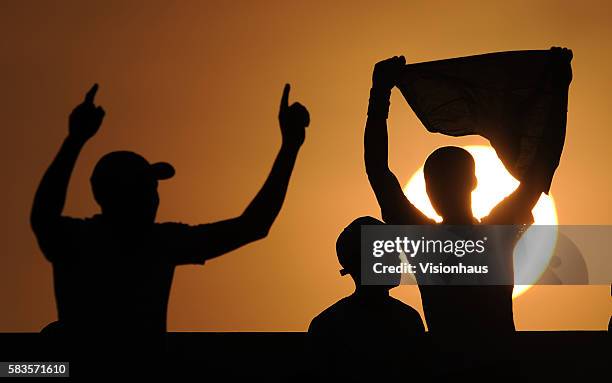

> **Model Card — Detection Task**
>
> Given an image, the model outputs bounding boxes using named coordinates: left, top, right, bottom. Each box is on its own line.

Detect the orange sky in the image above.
left=1, top=0, right=610, bottom=331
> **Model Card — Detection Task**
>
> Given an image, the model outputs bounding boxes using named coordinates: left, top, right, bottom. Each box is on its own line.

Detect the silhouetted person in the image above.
left=30, top=83, right=309, bottom=358
left=308, top=216, right=424, bottom=378
left=364, top=53, right=569, bottom=334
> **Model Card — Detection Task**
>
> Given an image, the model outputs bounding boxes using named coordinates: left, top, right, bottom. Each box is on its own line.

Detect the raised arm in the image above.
left=178, top=84, right=309, bottom=261
left=30, top=84, right=105, bottom=234
left=365, top=57, right=432, bottom=225
left=241, top=84, right=308, bottom=228
left=487, top=48, right=572, bottom=225
left=487, top=154, right=550, bottom=225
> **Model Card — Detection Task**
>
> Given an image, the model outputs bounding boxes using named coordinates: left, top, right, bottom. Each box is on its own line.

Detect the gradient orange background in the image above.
left=1, top=0, right=611, bottom=331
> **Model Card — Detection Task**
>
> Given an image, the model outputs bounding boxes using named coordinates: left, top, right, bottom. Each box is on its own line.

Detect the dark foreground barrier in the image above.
left=0, top=332, right=609, bottom=380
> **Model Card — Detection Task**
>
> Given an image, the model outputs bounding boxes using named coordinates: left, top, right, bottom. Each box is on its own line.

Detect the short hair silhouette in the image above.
left=424, top=146, right=477, bottom=219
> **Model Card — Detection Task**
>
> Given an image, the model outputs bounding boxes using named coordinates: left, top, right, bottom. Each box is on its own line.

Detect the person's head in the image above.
left=424, top=146, right=477, bottom=221
left=337, top=216, right=400, bottom=290
left=90, top=151, right=175, bottom=225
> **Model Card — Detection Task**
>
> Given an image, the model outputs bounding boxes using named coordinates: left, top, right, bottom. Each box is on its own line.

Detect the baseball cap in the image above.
left=337, top=216, right=384, bottom=276
left=90, top=151, right=175, bottom=195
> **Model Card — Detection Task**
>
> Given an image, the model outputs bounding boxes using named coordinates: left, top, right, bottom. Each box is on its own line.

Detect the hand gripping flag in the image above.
left=396, top=49, right=572, bottom=193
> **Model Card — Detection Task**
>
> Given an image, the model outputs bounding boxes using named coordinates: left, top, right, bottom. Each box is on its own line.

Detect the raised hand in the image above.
left=278, top=84, right=309, bottom=150
left=550, top=46, right=573, bottom=61
left=372, top=55, right=406, bottom=91
left=550, top=46, right=573, bottom=84
left=68, top=84, right=106, bottom=142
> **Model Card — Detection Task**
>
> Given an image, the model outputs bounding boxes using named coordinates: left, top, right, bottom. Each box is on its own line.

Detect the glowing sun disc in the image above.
left=403, top=145, right=558, bottom=299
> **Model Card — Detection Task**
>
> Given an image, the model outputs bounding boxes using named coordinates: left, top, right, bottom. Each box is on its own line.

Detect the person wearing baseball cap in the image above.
left=307, top=216, right=424, bottom=379
left=89, top=150, right=176, bottom=225
left=31, top=83, right=309, bottom=359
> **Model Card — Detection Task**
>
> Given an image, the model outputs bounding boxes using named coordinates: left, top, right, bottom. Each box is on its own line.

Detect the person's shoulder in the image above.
left=33, top=215, right=97, bottom=263
left=386, top=296, right=425, bottom=330
left=36, top=215, right=94, bottom=236
left=481, top=196, right=534, bottom=225
left=154, top=221, right=191, bottom=230
left=154, top=221, right=215, bottom=234
left=387, top=296, right=420, bottom=316
left=153, top=221, right=200, bottom=239
left=312, top=297, right=353, bottom=322
left=308, top=297, right=352, bottom=333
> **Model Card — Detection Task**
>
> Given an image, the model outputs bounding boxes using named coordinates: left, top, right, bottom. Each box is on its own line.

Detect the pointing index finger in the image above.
left=84, top=83, right=99, bottom=104
left=280, top=83, right=290, bottom=110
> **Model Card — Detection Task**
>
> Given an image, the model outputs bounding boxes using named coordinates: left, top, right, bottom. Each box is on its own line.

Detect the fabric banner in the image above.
left=397, top=49, right=572, bottom=193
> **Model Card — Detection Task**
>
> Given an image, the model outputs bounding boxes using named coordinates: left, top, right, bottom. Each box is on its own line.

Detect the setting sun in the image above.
left=403, top=145, right=558, bottom=298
